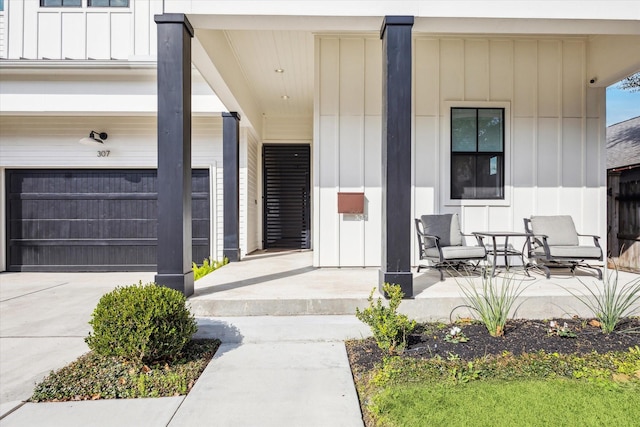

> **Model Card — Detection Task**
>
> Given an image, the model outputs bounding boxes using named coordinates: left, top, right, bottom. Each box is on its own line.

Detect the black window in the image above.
left=451, top=107, right=504, bottom=199
left=89, top=0, right=129, bottom=6
left=41, top=0, right=81, bottom=6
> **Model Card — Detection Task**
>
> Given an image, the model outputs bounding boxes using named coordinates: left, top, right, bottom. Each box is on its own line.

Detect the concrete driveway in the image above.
left=0, top=272, right=155, bottom=416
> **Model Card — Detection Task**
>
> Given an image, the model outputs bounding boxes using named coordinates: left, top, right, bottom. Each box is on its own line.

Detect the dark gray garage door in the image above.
left=6, top=169, right=210, bottom=272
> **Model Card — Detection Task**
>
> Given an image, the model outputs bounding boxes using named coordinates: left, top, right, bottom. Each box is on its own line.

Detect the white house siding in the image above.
left=315, top=36, right=383, bottom=267
left=0, top=8, right=6, bottom=58
left=240, top=129, right=260, bottom=255
left=0, top=115, right=224, bottom=271
left=2, top=0, right=162, bottom=60
left=316, top=34, right=606, bottom=267
left=247, top=130, right=260, bottom=253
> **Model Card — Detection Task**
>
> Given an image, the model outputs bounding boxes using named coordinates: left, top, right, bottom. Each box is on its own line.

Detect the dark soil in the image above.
left=347, top=317, right=640, bottom=374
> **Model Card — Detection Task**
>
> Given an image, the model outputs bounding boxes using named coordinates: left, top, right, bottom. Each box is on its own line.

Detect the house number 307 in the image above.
left=97, top=150, right=111, bottom=157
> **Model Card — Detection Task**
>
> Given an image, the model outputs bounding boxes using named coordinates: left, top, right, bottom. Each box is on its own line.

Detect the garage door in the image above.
left=6, top=169, right=210, bottom=272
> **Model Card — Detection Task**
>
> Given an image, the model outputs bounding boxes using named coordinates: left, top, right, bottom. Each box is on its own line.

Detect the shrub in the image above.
left=192, top=256, right=228, bottom=281
left=356, top=283, right=416, bottom=354
left=457, top=272, right=529, bottom=337
left=564, top=266, right=640, bottom=334
left=85, top=282, right=198, bottom=364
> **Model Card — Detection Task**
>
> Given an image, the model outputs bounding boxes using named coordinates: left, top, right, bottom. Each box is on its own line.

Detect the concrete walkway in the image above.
left=0, top=272, right=370, bottom=427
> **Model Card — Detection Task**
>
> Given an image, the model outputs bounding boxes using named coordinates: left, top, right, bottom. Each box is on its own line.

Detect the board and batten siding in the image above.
left=315, top=34, right=606, bottom=267
left=0, top=115, right=224, bottom=271
left=2, top=0, right=161, bottom=60
left=239, top=127, right=261, bottom=256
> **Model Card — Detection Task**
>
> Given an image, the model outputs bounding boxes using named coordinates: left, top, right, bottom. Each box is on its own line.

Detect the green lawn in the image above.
left=370, top=379, right=640, bottom=427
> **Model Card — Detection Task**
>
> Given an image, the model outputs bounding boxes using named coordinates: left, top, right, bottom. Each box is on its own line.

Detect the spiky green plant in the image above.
left=457, top=272, right=530, bottom=337
left=564, top=267, right=640, bottom=334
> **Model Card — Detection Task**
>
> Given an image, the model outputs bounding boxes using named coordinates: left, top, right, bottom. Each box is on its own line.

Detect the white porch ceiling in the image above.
left=190, top=14, right=640, bottom=135
left=223, top=30, right=315, bottom=118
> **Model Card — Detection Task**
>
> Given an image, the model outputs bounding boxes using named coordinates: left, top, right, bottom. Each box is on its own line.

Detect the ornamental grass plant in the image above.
left=563, top=266, right=640, bottom=334
left=456, top=271, right=530, bottom=337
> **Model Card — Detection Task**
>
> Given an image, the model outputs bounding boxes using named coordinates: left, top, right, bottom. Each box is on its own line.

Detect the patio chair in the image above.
left=523, top=215, right=603, bottom=279
left=415, top=213, right=487, bottom=281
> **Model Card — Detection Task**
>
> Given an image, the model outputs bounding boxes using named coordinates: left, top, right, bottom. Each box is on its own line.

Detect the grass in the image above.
left=370, top=379, right=640, bottom=427
left=31, top=339, right=220, bottom=402
left=353, top=347, right=640, bottom=427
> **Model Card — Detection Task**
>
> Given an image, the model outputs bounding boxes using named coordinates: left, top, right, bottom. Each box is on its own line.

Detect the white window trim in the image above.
left=443, top=100, right=512, bottom=207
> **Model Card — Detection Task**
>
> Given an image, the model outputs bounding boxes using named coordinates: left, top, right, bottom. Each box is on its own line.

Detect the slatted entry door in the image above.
left=6, top=169, right=210, bottom=272
left=263, top=145, right=311, bottom=249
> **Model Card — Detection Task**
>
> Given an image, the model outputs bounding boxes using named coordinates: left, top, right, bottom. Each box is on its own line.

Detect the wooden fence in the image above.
left=607, top=167, right=640, bottom=272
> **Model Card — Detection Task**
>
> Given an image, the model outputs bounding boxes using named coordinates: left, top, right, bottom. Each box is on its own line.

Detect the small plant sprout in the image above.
left=562, top=265, right=640, bottom=334
left=444, top=326, right=469, bottom=343
left=547, top=320, right=577, bottom=338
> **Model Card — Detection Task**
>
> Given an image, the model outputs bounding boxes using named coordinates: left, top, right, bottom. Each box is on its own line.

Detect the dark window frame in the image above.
left=450, top=107, right=505, bottom=200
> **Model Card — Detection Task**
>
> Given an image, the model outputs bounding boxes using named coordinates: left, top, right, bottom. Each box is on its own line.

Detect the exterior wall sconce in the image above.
left=79, top=131, right=108, bottom=146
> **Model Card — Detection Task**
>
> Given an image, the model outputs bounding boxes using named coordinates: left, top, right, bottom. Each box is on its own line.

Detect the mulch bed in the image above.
left=347, top=317, right=640, bottom=374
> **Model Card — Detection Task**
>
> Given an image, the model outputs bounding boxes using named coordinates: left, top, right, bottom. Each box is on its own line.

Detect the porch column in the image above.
left=379, top=16, right=414, bottom=298
left=154, top=14, right=194, bottom=296
left=223, top=112, right=241, bottom=262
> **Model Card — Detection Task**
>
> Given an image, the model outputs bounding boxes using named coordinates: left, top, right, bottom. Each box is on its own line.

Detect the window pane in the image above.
left=478, top=109, right=503, bottom=152
left=0, top=0, right=4, bottom=11
left=475, top=155, right=504, bottom=199
left=452, top=108, right=476, bottom=152
left=45, top=0, right=82, bottom=5
left=451, top=155, right=476, bottom=199
left=89, top=0, right=129, bottom=5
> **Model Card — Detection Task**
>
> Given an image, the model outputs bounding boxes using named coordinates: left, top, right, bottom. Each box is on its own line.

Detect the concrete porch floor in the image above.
left=190, top=250, right=640, bottom=322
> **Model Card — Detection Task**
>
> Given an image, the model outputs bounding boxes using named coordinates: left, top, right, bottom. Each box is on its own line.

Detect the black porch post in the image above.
left=379, top=16, right=414, bottom=298
left=154, top=14, right=194, bottom=296
left=223, top=112, right=241, bottom=262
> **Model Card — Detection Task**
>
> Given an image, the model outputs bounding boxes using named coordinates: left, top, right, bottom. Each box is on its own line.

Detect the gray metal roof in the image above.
left=607, top=116, right=640, bottom=170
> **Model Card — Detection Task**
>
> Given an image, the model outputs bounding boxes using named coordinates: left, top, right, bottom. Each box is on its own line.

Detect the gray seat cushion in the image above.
left=420, top=213, right=463, bottom=248
left=425, top=245, right=486, bottom=261
left=530, top=215, right=579, bottom=246
left=533, top=245, right=602, bottom=260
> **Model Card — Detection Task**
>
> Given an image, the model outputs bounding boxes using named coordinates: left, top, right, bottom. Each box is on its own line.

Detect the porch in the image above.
left=189, top=250, right=639, bottom=322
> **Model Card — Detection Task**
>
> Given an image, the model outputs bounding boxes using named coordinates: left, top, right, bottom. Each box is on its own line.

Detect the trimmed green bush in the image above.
left=85, top=282, right=197, bottom=364
left=356, top=283, right=416, bottom=355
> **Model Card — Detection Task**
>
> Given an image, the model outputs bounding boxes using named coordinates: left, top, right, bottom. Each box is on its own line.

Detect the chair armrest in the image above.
left=421, top=234, right=440, bottom=246
left=467, top=233, right=485, bottom=246
left=528, top=233, right=551, bottom=259
left=577, top=233, right=601, bottom=247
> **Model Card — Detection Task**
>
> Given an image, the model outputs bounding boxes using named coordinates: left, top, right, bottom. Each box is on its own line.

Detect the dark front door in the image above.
left=5, top=169, right=210, bottom=272
left=263, top=144, right=311, bottom=249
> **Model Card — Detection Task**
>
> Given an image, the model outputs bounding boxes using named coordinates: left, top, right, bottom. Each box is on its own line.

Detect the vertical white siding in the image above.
left=315, top=36, right=382, bottom=267
left=4, top=0, right=156, bottom=60
left=316, top=34, right=605, bottom=267
left=246, top=130, right=260, bottom=254
left=0, top=9, right=6, bottom=58
left=239, top=127, right=261, bottom=257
